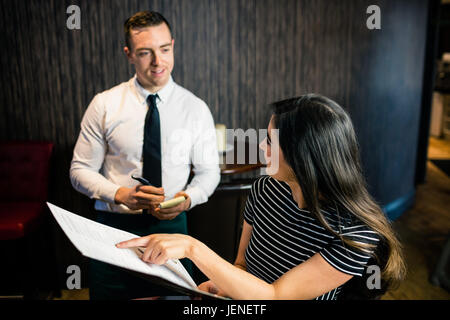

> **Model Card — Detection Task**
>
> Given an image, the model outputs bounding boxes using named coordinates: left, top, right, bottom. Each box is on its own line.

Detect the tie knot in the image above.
left=147, top=94, right=158, bottom=108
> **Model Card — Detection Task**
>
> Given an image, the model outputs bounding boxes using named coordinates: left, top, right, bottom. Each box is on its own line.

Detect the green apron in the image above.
left=89, top=211, right=193, bottom=300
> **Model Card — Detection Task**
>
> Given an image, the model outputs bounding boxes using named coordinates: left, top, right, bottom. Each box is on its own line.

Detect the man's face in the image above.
left=125, top=23, right=174, bottom=92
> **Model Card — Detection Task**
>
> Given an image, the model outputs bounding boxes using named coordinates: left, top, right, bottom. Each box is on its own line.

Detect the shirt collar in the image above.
left=133, top=75, right=175, bottom=106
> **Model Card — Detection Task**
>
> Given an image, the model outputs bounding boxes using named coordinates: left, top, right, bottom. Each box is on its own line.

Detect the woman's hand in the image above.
left=198, top=280, right=227, bottom=297
left=116, top=233, right=195, bottom=265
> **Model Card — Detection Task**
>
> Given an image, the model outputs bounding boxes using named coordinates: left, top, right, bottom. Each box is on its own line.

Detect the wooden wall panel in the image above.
left=0, top=0, right=429, bottom=289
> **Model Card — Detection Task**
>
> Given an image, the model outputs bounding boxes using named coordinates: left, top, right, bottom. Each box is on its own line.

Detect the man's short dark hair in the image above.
left=124, top=11, right=172, bottom=49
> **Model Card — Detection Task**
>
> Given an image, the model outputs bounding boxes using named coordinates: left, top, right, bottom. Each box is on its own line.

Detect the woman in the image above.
left=117, top=94, right=406, bottom=300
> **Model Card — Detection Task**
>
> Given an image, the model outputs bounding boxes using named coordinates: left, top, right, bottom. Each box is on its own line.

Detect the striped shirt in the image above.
left=243, top=176, right=380, bottom=300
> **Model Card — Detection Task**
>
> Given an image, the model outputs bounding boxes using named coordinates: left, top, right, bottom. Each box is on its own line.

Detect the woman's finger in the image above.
left=153, top=247, right=168, bottom=265
left=149, top=241, right=163, bottom=263
left=142, top=243, right=154, bottom=262
left=116, top=236, right=150, bottom=248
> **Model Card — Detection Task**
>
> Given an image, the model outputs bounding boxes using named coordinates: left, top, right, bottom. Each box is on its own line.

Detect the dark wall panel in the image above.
left=0, top=0, right=429, bottom=288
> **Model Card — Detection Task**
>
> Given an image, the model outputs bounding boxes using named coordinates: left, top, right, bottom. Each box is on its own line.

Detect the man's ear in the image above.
left=124, top=46, right=133, bottom=63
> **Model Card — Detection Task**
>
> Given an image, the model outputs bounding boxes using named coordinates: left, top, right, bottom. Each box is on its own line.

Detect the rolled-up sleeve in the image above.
left=184, top=102, right=220, bottom=209
left=70, top=94, right=120, bottom=204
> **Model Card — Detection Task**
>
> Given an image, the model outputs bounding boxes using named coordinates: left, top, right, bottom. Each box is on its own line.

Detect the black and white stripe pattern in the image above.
left=243, top=176, right=380, bottom=300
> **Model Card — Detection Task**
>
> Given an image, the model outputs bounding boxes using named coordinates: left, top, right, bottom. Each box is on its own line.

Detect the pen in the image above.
left=131, top=175, right=153, bottom=186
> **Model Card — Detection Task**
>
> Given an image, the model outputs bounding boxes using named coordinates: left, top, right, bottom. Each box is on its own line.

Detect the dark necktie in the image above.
left=142, top=94, right=162, bottom=188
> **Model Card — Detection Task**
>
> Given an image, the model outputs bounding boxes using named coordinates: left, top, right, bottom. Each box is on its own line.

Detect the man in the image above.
left=70, top=11, right=220, bottom=300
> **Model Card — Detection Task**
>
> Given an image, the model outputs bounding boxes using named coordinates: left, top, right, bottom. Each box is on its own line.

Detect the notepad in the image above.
left=159, top=196, right=186, bottom=209
left=47, top=202, right=226, bottom=299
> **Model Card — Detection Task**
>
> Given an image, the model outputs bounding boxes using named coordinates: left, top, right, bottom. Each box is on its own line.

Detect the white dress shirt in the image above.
left=70, top=75, right=220, bottom=213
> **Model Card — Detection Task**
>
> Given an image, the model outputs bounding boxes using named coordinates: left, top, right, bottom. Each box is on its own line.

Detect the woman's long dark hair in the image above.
left=271, top=94, right=406, bottom=292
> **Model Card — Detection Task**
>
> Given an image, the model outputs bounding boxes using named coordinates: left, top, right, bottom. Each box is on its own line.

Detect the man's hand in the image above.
left=114, top=185, right=165, bottom=210
left=151, top=191, right=191, bottom=220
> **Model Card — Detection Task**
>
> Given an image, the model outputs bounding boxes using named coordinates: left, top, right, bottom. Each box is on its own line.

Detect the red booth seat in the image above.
left=0, top=141, right=53, bottom=241
left=0, top=202, right=46, bottom=240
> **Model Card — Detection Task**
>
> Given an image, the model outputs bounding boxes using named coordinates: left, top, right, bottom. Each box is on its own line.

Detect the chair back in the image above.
left=0, top=141, right=54, bottom=203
